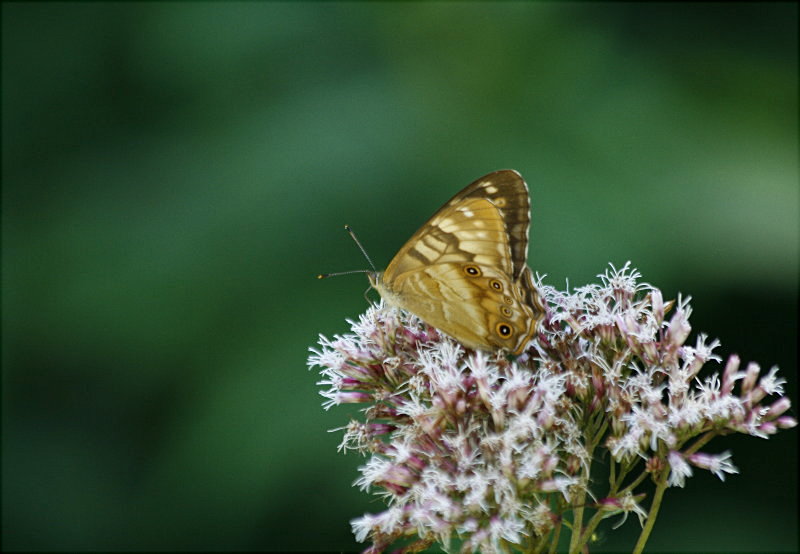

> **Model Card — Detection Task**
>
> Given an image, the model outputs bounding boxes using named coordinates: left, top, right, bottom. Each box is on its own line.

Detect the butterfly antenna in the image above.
left=317, top=269, right=370, bottom=279
left=344, top=224, right=377, bottom=272
left=316, top=225, right=377, bottom=280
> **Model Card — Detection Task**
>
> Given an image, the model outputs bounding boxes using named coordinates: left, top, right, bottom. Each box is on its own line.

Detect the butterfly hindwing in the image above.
left=388, top=261, right=538, bottom=354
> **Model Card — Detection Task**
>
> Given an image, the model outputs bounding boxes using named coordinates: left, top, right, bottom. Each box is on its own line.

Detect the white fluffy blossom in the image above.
left=309, top=263, right=796, bottom=553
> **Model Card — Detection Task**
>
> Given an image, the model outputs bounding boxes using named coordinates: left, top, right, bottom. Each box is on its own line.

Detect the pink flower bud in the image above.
left=383, top=464, right=418, bottom=488
left=366, top=424, right=396, bottom=436
left=741, top=362, right=760, bottom=397
left=337, top=391, right=372, bottom=404
left=667, top=309, right=691, bottom=346
left=766, top=397, right=791, bottom=419
left=651, top=289, right=664, bottom=321
left=721, top=354, right=740, bottom=395
left=340, top=377, right=365, bottom=389
left=757, top=421, right=777, bottom=435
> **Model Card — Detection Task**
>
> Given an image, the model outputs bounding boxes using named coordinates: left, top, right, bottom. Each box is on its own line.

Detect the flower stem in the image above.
left=619, top=468, right=648, bottom=496
left=685, top=430, right=718, bottom=455
left=609, top=456, right=616, bottom=488
left=568, top=432, right=600, bottom=553
left=632, top=473, right=669, bottom=554
left=547, top=520, right=561, bottom=554
left=578, top=509, right=606, bottom=548
left=567, top=486, right=586, bottom=552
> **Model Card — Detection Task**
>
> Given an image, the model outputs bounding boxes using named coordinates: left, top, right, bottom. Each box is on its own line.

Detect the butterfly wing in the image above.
left=383, top=196, right=514, bottom=283
left=383, top=170, right=530, bottom=282
left=375, top=170, right=541, bottom=354
left=384, top=260, right=539, bottom=354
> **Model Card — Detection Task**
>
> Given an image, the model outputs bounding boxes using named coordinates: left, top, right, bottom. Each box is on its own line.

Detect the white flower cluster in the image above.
left=308, top=263, right=795, bottom=553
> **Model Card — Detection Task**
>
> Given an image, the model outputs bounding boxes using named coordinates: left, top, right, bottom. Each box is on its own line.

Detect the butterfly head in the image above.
left=367, top=271, right=397, bottom=307
left=366, top=271, right=381, bottom=289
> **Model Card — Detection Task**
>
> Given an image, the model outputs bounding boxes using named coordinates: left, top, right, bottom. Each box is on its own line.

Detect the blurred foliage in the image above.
left=2, top=2, right=796, bottom=552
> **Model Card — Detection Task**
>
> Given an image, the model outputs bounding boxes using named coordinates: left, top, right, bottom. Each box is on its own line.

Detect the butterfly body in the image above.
left=368, top=170, right=544, bottom=356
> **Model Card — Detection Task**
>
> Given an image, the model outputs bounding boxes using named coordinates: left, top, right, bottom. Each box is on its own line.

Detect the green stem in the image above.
left=548, top=519, right=561, bottom=554
left=567, top=482, right=587, bottom=553
left=684, top=430, right=718, bottom=455
left=618, top=469, right=648, bottom=496
left=580, top=462, right=647, bottom=547
left=613, top=459, right=634, bottom=492
left=632, top=473, right=669, bottom=554
left=609, top=456, right=617, bottom=489
left=568, top=418, right=603, bottom=553
left=577, top=509, right=606, bottom=549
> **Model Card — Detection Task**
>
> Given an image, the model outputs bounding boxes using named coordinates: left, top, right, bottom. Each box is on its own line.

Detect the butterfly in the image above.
left=365, top=169, right=545, bottom=355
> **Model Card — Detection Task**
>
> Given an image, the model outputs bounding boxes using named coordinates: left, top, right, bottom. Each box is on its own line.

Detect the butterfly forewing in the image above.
left=442, top=169, right=531, bottom=280
left=383, top=197, right=513, bottom=280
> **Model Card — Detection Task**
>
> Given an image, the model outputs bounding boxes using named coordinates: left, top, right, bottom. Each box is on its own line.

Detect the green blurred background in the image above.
left=2, top=2, right=797, bottom=552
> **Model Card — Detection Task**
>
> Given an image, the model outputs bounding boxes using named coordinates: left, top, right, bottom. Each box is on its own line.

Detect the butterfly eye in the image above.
left=463, top=265, right=482, bottom=277
left=489, top=279, right=503, bottom=292
left=500, top=306, right=513, bottom=317
left=496, top=322, right=514, bottom=338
